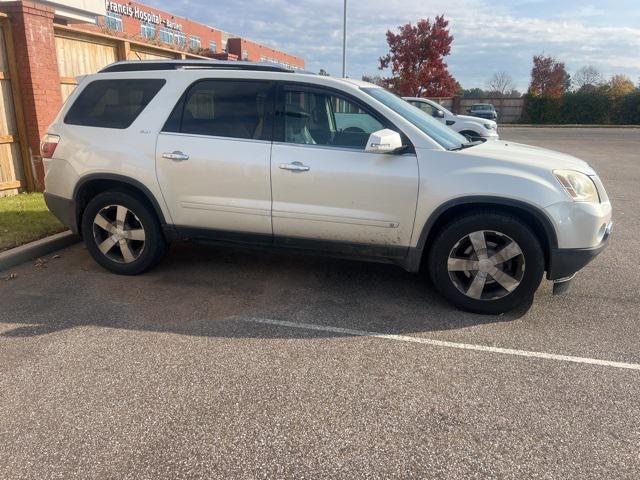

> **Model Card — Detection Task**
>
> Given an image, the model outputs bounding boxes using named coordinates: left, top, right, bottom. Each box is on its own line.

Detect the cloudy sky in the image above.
left=148, top=0, right=640, bottom=91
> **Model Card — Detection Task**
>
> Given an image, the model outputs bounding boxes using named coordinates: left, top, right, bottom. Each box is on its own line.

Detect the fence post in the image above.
left=452, top=95, right=461, bottom=114
left=117, top=40, right=131, bottom=61
left=1, top=15, right=33, bottom=192
left=0, top=1, right=62, bottom=191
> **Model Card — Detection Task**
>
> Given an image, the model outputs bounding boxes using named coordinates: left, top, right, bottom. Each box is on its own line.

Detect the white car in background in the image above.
left=404, top=97, right=499, bottom=141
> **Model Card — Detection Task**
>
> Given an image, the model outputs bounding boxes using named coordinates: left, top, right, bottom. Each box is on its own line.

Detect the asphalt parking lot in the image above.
left=1, top=127, right=639, bottom=479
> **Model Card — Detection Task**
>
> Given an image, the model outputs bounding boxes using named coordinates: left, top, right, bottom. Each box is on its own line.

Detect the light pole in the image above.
left=342, top=0, right=347, bottom=77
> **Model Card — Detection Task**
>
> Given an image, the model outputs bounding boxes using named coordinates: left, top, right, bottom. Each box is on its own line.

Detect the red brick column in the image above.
left=0, top=1, right=62, bottom=190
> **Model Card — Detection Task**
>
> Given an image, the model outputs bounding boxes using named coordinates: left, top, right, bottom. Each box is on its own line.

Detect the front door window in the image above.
left=283, top=89, right=384, bottom=149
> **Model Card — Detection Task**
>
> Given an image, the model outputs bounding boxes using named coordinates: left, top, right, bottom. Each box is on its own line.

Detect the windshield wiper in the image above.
left=448, top=140, right=484, bottom=151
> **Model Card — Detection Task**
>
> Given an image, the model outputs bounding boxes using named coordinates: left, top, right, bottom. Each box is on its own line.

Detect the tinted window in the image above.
left=282, top=89, right=384, bottom=149
left=165, top=80, right=273, bottom=141
left=65, top=79, right=165, bottom=129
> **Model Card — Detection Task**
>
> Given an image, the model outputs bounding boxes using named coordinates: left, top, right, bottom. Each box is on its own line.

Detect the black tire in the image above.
left=81, top=190, right=167, bottom=275
left=427, top=211, right=544, bottom=314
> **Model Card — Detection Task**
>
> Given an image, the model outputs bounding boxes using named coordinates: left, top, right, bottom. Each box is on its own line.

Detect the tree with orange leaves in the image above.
left=379, top=16, right=458, bottom=97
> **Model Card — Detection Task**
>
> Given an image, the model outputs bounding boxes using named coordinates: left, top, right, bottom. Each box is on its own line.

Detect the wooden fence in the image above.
left=427, top=96, right=525, bottom=124
left=54, top=25, right=207, bottom=103
left=458, top=97, right=524, bottom=124
left=0, top=14, right=31, bottom=196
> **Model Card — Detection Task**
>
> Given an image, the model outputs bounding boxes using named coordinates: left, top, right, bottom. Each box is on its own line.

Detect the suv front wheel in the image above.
left=81, top=191, right=167, bottom=275
left=428, top=212, right=544, bottom=314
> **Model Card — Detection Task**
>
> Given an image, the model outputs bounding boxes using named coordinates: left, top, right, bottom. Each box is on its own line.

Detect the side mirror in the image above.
left=365, top=129, right=403, bottom=154
left=435, top=109, right=445, bottom=118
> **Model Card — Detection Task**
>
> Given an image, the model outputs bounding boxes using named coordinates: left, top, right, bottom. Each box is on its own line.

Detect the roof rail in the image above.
left=99, top=60, right=295, bottom=73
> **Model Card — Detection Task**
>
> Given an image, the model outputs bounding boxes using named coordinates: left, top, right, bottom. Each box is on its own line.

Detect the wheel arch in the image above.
left=73, top=174, right=169, bottom=237
left=405, top=196, right=557, bottom=272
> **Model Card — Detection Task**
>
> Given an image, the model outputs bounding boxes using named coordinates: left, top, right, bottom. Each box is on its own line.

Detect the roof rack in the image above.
left=99, top=60, right=295, bottom=73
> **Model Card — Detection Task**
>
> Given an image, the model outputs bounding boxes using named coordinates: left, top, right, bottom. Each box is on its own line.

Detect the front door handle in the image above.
left=162, top=151, right=189, bottom=161
left=279, top=161, right=310, bottom=172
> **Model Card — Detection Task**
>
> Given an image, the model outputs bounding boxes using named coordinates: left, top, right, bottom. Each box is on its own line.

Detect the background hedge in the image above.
left=523, top=90, right=640, bottom=124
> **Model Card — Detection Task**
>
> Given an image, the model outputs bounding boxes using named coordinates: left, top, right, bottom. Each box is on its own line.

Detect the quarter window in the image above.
left=164, top=80, right=273, bottom=141
left=281, top=89, right=384, bottom=149
left=65, top=79, right=166, bottom=129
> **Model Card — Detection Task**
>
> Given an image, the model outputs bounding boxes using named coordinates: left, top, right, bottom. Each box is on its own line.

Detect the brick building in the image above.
left=84, top=1, right=304, bottom=69
left=0, top=0, right=304, bottom=193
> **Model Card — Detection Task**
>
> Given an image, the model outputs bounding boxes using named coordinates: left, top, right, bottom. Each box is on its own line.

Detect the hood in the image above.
left=456, top=114, right=496, bottom=126
left=461, top=140, right=595, bottom=174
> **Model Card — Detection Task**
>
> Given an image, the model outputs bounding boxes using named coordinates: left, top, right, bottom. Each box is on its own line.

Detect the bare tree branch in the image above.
left=486, top=72, right=514, bottom=96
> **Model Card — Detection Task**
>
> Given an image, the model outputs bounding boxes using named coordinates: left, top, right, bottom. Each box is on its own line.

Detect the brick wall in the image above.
left=0, top=1, right=62, bottom=189
left=226, top=37, right=304, bottom=69
left=77, top=1, right=223, bottom=54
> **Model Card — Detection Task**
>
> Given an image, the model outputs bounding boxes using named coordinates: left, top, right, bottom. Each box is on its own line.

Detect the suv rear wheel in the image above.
left=428, top=212, right=544, bottom=314
left=81, top=191, right=166, bottom=275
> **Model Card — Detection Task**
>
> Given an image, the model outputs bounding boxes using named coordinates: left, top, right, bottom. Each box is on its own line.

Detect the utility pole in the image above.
left=342, top=0, right=347, bottom=77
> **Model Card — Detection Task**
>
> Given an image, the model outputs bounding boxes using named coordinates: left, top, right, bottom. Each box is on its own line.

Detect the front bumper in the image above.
left=547, top=221, right=612, bottom=280
left=44, top=192, right=78, bottom=234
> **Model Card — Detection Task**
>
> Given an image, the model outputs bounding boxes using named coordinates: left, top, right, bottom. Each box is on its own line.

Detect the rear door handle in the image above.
left=279, top=161, right=310, bottom=172
left=162, top=151, right=189, bottom=161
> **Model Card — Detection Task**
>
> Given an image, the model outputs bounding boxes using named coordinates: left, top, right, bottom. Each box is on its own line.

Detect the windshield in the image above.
left=362, top=87, right=467, bottom=150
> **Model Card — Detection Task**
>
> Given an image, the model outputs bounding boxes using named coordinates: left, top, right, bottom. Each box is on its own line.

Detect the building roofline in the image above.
left=99, top=59, right=302, bottom=73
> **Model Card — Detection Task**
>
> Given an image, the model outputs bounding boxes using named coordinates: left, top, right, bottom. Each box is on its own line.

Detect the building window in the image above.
left=242, top=49, right=249, bottom=61
left=141, top=23, right=156, bottom=39
left=189, top=35, right=201, bottom=50
left=159, top=28, right=174, bottom=44
left=104, top=11, right=123, bottom=32
left=209, top=41, right=217, bottom=53
left=174, top=31, right=186, bottom=48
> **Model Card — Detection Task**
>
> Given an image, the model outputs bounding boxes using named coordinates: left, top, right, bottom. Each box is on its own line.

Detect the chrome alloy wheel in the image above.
left=92, top=205, right=146, bottom=264
left=447, top=230, right=525, bottom=301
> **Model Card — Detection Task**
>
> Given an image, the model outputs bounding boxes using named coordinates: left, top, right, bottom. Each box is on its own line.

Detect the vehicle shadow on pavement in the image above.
left=0, top=242, right=532, bottom=339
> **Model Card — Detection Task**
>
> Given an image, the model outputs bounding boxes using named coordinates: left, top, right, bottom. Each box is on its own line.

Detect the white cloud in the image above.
left=148, top=0, right=640, bottom=89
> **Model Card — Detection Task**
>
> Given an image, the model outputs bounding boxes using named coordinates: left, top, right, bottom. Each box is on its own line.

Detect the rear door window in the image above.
left=65, top=79, right=166, bottom=129
left=163, top=80, right=274, bottom=141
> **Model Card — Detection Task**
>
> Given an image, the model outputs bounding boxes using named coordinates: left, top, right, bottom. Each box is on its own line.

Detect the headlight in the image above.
left=483, top=123, right=495, bottom=130
left=553, top=170, right=599, bottom=202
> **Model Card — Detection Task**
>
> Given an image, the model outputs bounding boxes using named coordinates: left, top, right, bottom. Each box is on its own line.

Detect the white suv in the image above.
left=403, top=97, right=499, bottom=140
left=42, top=61, right=612, bottom=314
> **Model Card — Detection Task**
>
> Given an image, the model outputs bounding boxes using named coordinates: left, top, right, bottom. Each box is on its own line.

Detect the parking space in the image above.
left=1, top=128, right=639, bottom=479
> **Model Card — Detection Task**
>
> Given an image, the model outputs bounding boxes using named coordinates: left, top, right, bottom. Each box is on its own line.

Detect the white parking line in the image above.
left=242, top=318, right=640, bottom=371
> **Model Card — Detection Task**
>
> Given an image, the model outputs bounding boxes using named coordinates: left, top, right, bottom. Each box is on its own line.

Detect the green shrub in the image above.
left=560, top=90, right=610, bottom=124
left=524, top=89, right=640, bottom=124
left=612, top=91, right=640, bottom=124
left=523, top=94, right=562, bottom=124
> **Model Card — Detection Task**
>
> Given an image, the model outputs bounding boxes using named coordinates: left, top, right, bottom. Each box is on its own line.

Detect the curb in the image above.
left=0, top=231, right=80, bottom=271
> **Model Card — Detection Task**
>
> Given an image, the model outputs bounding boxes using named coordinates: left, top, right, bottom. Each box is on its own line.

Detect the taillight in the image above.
left=40, top=134, right=60, bottom=159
